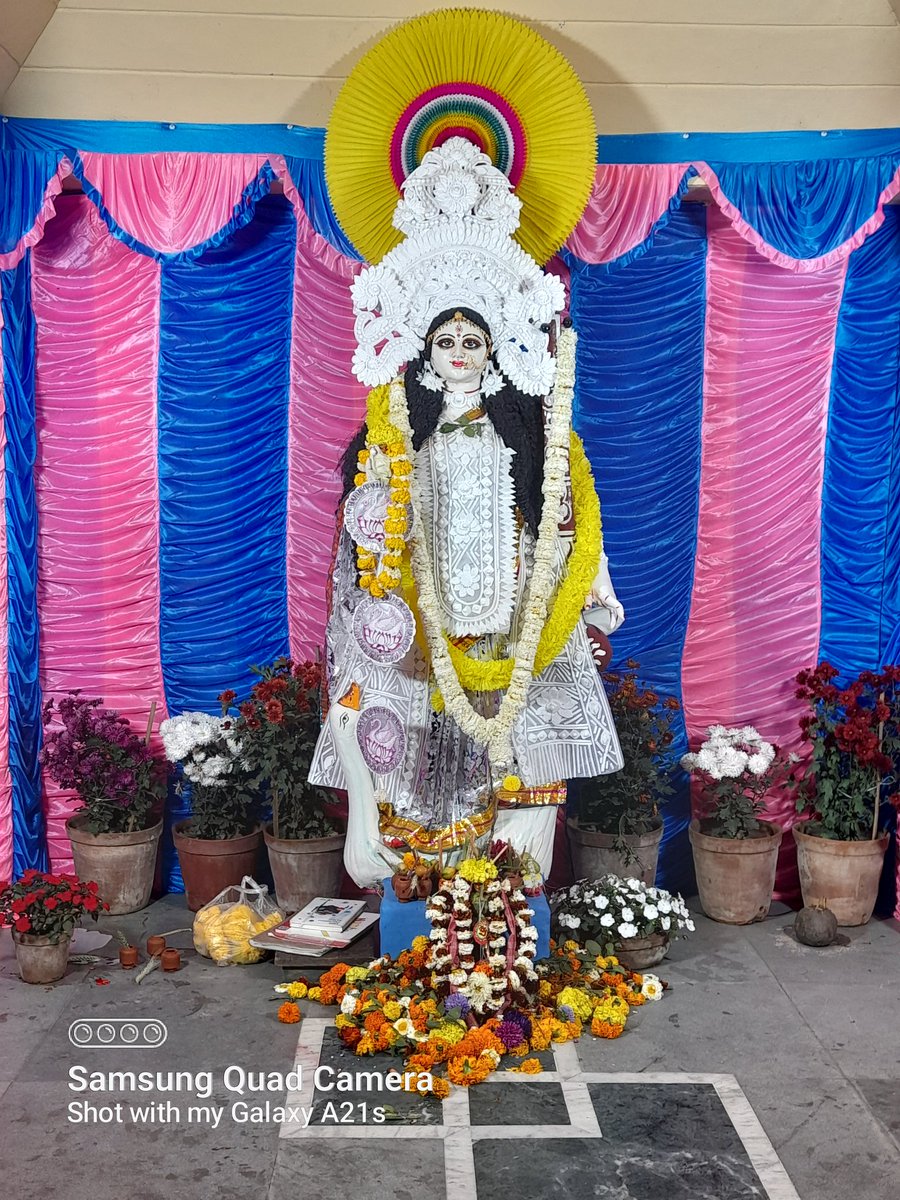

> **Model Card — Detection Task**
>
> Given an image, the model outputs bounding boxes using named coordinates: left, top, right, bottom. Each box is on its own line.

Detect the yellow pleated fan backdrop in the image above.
left=325, top=8, right=597, bottom=265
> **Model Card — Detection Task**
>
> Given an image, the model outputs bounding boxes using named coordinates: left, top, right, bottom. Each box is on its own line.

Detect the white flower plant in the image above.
left=160, top=711, right=254, bottom=839
left=681, top=725, right=794, bottom=839
left=551, top=875, right=695, bottom=953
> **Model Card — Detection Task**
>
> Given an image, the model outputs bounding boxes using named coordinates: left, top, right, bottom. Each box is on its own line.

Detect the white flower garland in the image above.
left=389, top=327, right=577, bottom=759
left=426, top=875, right=537, bottom=1014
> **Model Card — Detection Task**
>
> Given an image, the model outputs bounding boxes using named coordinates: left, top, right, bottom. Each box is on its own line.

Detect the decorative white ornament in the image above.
left=479, top=358, right=505, bottom=397
left=351, top=138, right=566, bottom=396
left=417, top=359, right=444, bottom=392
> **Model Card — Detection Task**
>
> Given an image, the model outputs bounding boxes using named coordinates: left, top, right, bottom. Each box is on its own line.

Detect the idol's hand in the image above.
left=583, top=552, right=625, bottom=634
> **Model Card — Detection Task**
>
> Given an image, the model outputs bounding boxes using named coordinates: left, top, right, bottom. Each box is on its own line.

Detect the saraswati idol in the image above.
left=310, top=9, right=625, bottom=888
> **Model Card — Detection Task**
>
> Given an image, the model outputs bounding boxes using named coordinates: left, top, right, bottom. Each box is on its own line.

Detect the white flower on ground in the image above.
left=340, top=993, right=358, bottom=1016
left=641, top=974, right=663, bottom=1001
left=392, top=1017, right=416, bottom=1038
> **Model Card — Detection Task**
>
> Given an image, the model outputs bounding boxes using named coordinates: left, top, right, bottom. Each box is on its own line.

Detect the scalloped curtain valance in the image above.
left=1, top=120, right=899, bottom=271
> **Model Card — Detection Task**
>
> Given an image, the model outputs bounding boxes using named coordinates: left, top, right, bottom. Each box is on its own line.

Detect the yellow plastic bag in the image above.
left=193, top=876, right=284, bottom=965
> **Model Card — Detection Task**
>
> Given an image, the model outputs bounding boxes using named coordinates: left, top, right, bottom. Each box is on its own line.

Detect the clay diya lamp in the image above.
left=146, top=935, right=166, bottom=957
left=160, top=948, right=181, bottom=972
left=392, top=874, right=415, bottom=903
left=118, top=945, right=139, bottom=969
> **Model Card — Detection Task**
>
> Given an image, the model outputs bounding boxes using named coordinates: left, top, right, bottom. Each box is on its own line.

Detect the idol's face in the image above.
left=429, top=317, right=490, bottom=392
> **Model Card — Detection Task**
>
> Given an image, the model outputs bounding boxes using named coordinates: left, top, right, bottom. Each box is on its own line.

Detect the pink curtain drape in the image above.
left=274, top=158, right=367, bottom=660
left=680, top=206, right=848, bottom=899
left=31, top=196, right=168, bottom=871
left=567, top=163, right=691, bottom=266
left=77, top=152, right=271, bottom=255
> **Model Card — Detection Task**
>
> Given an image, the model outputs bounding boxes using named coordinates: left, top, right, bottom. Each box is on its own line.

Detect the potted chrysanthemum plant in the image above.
left=161, top=709, right=260, bottom=911
left=683, top=725, right=792, bottom=925
left=42, top=693, right=165, bottom=914
left=550, top=874, right=694, bottom=970
left=568, top=661, right=680, bottom=884
left=227, top=659, right=344, bottom=915
left=791, top=662, right=899, bottom=925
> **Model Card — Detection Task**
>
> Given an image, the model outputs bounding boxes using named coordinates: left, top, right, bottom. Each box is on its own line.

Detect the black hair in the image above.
left=341, top=306, right=545, bottom=536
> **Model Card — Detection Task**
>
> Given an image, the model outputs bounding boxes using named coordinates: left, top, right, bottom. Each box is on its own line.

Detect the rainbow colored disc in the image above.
left=326, top=8, right=597, bottom=266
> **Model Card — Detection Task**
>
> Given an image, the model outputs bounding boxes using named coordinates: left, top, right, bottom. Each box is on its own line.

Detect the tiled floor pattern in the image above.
left=280, top=1018, right=801, bottom=1200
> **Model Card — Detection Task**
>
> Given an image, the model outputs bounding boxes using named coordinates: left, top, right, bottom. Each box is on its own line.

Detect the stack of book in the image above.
left=248, top=896, right=379, bottom=958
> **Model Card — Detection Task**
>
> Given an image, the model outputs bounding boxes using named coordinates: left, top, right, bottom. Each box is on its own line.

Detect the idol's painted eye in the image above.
left=435, top=336, right=455, bottom=349
left=462, top=337, right=484, bottom=350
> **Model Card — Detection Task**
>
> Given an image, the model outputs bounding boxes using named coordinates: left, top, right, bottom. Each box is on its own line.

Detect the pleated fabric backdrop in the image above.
left=2, top=121, right=900, bottom=912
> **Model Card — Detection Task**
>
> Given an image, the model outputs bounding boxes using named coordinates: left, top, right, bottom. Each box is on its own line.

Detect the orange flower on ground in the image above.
left=277, top=1002, right=301, bottom=1024
left=512, top=1058, right=543, bottom=1074
left=364, top=1011, right=388, bottom=1034
left=356, top=1032, right=376, bottom=1055
left=426, top=1076, right=451, bottom=1099
left=339, top=1026, right=362, bottom=1049
left=447, top=1055, right=493, bottom=1086
left=591, top=1018, right=624, bottom=1039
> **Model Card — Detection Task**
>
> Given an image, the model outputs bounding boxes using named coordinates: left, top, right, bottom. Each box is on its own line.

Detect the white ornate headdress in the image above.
left=350, top=139, right=566, bottom=397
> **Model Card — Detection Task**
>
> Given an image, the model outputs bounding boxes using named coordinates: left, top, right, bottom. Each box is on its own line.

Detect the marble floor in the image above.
left=1, top=895, right=898, bottom=1200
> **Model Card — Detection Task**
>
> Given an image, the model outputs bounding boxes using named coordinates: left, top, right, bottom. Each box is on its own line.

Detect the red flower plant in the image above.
left=795, top=662, right=899, bottom=840
left=0, top=870, right=108, bottom=943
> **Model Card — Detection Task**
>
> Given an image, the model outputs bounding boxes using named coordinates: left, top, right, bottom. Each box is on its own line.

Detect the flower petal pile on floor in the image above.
left=272, top=937, right=664, bottom=1095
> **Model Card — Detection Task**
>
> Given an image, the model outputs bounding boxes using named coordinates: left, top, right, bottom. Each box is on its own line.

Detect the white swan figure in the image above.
left=330, top=681, right=559, bottom=888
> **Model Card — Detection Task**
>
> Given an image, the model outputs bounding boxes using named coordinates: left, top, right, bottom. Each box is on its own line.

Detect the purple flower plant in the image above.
left=41, top=692, right=163, bottom=834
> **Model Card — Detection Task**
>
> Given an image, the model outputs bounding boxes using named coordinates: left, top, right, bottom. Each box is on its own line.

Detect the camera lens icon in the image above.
left=68, top=1018, right=167, bottom=1049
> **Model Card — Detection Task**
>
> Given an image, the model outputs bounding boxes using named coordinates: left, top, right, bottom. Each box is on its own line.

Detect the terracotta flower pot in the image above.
left=12, top=930, right=72, bottom=984
left=66, top=816, right=163, bottom=915
left=118, top=945, right=139, bottom=969
left=263, top=827, right=346, bottom=915
left=689, top=818, right=783, bottom=925
left=173, top=821, right=262, bottom=911
left=614, top=932, right=669, bottom=971
left=567, top=817, right=663, bottom=885
left=792, top=821, right=889, bottom=927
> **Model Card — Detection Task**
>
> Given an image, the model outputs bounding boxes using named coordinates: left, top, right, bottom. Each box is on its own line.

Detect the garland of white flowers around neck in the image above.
left=389, top=327, right=576, bottom=762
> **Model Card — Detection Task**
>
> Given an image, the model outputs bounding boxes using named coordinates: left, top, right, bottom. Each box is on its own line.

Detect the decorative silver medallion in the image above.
left=356, top=706, right=407, bottom=775
left=352, top=593, right=415, bottom=664
left=344, top=482, right=392, bottom=553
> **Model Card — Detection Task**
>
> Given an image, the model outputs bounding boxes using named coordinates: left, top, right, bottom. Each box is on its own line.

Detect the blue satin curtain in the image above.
left=1, top=255, right=47, bottom=874
left=0, top=149, right=62, bottom=257
left=708, top=155, right=900, bottom=260
left=819, top=206, right=900, bottom=675
left=566, top=205, right=709, bottom=895
left=157, top=194, right=296, bottom=889
left=283, top=155, right=362, bottom=261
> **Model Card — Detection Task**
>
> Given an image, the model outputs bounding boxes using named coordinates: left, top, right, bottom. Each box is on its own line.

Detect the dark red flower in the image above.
left=265, top=700, right=285, bottom=725
left=218, top=689, right=237, bottom=706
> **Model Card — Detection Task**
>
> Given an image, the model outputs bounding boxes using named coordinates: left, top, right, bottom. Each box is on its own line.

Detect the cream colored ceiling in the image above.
left=1, top=1, right=899, bottom=134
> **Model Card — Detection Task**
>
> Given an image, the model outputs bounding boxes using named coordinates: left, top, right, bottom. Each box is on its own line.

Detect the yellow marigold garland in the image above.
left=354, top=385, right=602, bottom=697
left=354, top=386, right=410, bottom=598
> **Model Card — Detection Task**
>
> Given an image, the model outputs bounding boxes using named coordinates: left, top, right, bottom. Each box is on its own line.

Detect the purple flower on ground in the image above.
left=504, top=1010, right=532, bottom=1041
left=497, top=1018, right=528, bottom=1052
left=558, top=1004, right=575, bottom=1022
left=444, top=993, right=470, bottom=1016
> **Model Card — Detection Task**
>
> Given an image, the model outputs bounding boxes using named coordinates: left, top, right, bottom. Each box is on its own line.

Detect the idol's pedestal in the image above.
left=380, top=880, right=552, bottom=959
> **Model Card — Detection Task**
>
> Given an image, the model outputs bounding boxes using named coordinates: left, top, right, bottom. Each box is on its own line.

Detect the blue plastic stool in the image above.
left=379, top=880, right=551, bottom=959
